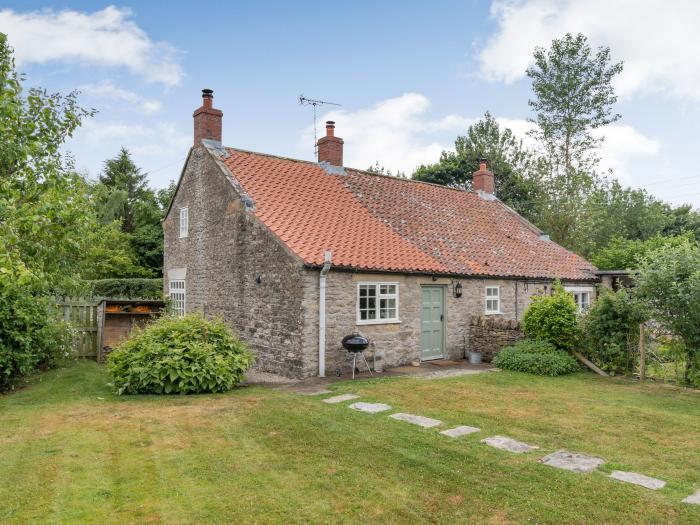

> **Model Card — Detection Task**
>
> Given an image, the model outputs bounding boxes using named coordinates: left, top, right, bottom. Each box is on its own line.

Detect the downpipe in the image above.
left=319, top=250, right=332, bottom=377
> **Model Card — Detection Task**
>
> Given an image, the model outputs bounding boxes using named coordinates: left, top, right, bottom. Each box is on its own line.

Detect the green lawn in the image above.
left=1, top=362, right=699, bottom=524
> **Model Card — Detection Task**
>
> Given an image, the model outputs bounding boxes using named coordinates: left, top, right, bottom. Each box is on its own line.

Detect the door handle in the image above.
left=440, top=314, right=444, bottom=321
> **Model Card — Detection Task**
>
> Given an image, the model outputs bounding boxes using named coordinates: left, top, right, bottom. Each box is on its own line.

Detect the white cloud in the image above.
left=305, top=93, right=660, bottom=181
left=307, top=93, right=472, bottom=174
left=81, top=81, right=162, bottom=114
left=479, top=0, right=700, bottom=99
left=0, top=6, right=182, bottom=86
left=80, top=119, right=189, bottom=157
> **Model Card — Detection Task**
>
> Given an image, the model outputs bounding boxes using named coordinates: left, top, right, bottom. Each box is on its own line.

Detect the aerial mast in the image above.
left=299, top=94, right=341, bottom=157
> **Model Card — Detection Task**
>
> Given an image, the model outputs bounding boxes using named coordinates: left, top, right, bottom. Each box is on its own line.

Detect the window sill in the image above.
left=484, top=311, right=502, bottom=316
left=356, top=319, right=401, bottom=326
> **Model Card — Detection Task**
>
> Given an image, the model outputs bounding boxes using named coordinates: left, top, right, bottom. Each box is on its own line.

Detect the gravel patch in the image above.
left=540, top=450, right=605, bottom=473
left=440, top=426, right=481, bottom=437
left=348, top=402, right=392, bottom=413
left=610, top=471, right=666, bottom=490
left=389, top=413, right=442, bottom=428
left=481, top=435, right=539, bottom=453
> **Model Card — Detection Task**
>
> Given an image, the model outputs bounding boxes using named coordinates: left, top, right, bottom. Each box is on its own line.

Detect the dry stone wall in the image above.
left=468, top=316, right=525, bottom=362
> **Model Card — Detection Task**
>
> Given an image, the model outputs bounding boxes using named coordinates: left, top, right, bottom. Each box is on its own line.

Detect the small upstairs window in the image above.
left=179, top=207, right=189, bottom=238
left=485, top=286, right=500, bottom=314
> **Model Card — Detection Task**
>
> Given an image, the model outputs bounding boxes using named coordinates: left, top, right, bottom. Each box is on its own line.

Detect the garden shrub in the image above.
left=0, top=260, right=73, bottom=390
left=522, top=282, right=580, bottom=351
left=87, top=278, right=163, bottom=299
left=580, top=288, right=646, bottom=375
left=108, top=314, right=252, bottom=395
left=493, top=339, right=580, bottom=376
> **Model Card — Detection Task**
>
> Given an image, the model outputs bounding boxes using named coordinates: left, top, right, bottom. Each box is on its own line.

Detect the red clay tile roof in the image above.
left=221, top=148, right=597, bottom=281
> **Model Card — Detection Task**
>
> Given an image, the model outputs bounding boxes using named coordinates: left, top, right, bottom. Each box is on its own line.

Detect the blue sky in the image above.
left=2, top=1, right=699, bottom=207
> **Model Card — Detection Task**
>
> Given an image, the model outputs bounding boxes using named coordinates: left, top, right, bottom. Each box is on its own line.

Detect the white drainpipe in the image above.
left=319, top=250, right=332, bottom=377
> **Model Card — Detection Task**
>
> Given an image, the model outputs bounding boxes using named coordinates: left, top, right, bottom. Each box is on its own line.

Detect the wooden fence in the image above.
left=55, top=297, right=100, bottom=358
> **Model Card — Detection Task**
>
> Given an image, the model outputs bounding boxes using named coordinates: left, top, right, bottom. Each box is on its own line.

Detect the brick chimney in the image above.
left=193, top=89, right=222, bottom=146
left=473, top=157, right=495, bottom=195
left=317, top=121, right=344, bottom=166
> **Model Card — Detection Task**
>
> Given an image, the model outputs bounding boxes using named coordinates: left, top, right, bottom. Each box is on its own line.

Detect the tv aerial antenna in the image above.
left=299, top=94, right=341, bottom=156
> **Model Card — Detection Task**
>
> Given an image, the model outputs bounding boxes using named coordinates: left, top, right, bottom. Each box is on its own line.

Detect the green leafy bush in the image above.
left=580, top=288, right=646, bottom=375
left=523, top=282, right=580, bottom=351
left=107, top=314, right=252, bottom=395
left=0, top=259, right=73, bottom=390
left=493, top=340, right=580, bottom=376
left=87, top=278, right=163, bottom=299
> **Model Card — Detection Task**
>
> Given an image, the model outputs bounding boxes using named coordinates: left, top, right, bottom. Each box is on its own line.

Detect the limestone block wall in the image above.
left=468, top=316, right=525, bottom=361
left=163, top=147, right=308, bottom=378
left=301, top=269, right=558, bottom=377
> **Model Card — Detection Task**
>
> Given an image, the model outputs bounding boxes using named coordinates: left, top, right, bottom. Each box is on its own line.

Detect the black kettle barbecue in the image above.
left=342, top=333, right=373, bottom=379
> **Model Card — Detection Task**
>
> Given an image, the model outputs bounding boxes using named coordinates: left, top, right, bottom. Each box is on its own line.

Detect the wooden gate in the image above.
left=55, top=297, right=99, bottom=358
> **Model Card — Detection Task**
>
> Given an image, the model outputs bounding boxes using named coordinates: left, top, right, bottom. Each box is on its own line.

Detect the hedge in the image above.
left=87, top=278, right=163, bottom=299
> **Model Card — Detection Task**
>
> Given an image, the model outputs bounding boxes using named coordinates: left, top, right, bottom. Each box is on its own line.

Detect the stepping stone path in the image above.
left=322, top=394, right=359, bottom=404
left=299, top=389, right=333, bottom=396
left=440, top=426, right=480, bottom=438
left=682, top=490, right=700, bottom=505
left=482, top=436, right=539, bottom=453
left=348, top=402, right=392, bottom=413
left=610, top=471, right=666, bottom=490
left=540, top=450, right=605, bottom=473
left=389, top=413, right=442, bottom=428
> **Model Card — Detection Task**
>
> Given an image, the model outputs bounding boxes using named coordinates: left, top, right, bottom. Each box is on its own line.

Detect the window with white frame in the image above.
left=169, top=279, right=186, bottom=317
left=485, top=286, right=500, bottom=314
left=357, top=283, right=399, bottom=324
left=572, top=291, right=591, bottom=312
left=179, top=207, right=189, bottom=238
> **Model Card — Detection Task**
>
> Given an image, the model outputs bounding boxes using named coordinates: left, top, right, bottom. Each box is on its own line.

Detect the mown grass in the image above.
left=1, top=362, right=699, bottom=524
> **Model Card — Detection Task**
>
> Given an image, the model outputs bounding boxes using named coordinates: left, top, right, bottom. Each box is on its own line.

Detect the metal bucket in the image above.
left=468, top=351, right=482, bottom=365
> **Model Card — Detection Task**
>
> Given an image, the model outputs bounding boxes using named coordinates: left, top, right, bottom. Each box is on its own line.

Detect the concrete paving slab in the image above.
left=299, top=389, right=333, bottom=396
left=540, top=450, right=605, bottom=473
left=481, top=435, right=539, bottom=453
left=610, top=471, right=666, bottom=490
left=682, top=490, right=700, bottom=505
left=348, top=402, right=392, bottom=413
left=322, top=394, right=359, bottom=404
left=389, top=413, right=442, bottom=428
left=440, top=425, right=481, bottom=437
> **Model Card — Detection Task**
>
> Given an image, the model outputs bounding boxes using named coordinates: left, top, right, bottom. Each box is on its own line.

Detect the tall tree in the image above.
left=527, top=32, right=623, bottom=178
left=412, top=112, right=543, bottom=218
left=526, top=33, right=623, bottom=250
left=98, top=147, right=149, bottom=233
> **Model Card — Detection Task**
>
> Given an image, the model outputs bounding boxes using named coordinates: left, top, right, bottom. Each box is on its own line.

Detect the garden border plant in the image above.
left=108, top=313, right=252, bottom=395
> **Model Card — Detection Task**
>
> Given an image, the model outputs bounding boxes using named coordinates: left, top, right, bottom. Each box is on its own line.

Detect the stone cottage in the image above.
left=163, top=90, right=598, bottom=379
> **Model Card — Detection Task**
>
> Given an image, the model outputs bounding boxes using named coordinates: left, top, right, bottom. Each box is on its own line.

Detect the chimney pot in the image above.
left=317, top=121, right=344, bottom=166
left=473, top=157, right=495, bottom=195
left=193, top=88, right=223, bottom=146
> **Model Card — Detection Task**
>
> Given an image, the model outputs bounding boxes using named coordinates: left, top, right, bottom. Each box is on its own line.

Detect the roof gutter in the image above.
left=318, top=250, right=332, bottom=377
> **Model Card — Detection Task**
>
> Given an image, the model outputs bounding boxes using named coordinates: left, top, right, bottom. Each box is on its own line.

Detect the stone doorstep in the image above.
left=682, top=490, right=700, bottom=505
left=348, top=402, right=392, bottom=413
left=540, top=450, right=605, bottom=473
left=440, top=426, right=481, bottom=438
left=389, top=413, right=442, bottom=428
left=322, top=394, right=360, bottom=404
left=481, top=436, right=539, bottom=453
left=609, top=471, right=666, bottom=490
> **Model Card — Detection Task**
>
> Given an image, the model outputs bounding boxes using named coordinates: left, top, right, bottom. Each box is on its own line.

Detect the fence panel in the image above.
left=55, top=297, right=99, bottom=358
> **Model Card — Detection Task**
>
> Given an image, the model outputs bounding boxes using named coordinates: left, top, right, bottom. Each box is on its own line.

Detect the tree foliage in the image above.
left=412, top=112, right=543, bottom=217
left=592, top=234, right=695, bottom=270
left=634, top=241, right=700, bottom=386
left=580, top=289, right=647, bottom=375
left=523, top=283, right=580, bottom=352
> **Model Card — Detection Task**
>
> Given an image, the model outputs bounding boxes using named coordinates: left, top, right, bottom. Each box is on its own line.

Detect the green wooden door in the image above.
left=420, top=286, right=445, bottom=360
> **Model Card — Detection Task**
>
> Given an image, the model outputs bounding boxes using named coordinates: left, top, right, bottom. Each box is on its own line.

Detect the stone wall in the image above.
left=163, top=146, right=309, bottom=378
left=468, top=316, right=525, bottom=362
left=301, top=270, right=557, bottom=377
